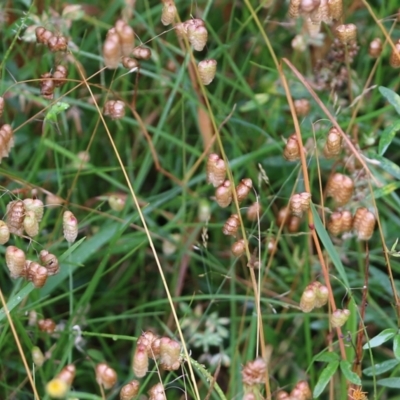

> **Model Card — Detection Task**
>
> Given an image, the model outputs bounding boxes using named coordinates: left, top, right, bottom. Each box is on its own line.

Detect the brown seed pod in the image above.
left=47, top=35, right=68, bottom=52
left=288, top=0, right=301, bottom=18
left=328, top=0, right=343, bottom=20
left=275, top=391, right=290, bottom=400
left=40, top=250, right=60, bottom=275
left=23, top=210, right=39, bottom=237
left=115, top=20, right=135, bottom=56
left=341, top=210, right=353, bottom=233
left=40, top=72, right=55, bottom=100
left=335, top=24, right=357, bottom=45
left=325, top=173, right=354, bottom=206
left=159, top=337, right=181, bottom=371
left=103, top=31, right=121, bottom=69
left=38, top=318, right=56, bottom=333
left=330, top=308, right=350, bottom=328
left=63, top=210, right=78, bottom=243
left=353, top=207, right=375, bottom=240
left=120, top=380, right=140, bottom=400
left=104, top=100, right=125, bottom=120
left=222, top=214, right=240, bottom=236
left=241, top=358, right=267, bottom=386
left=96, top=362, right=117, bottom=390
left=132, top=343, right=149, bottom=378
left=288, top=215, right=301, bottom=232
left=132, top=46, right=152, bottom=60
left=56, top=364, right=76, bottom=386
left=294, top=98, right=310, bottom=117
left=148, top=383, right=166, bottom=400
left=247, top=202, right=261, bottom=222
left=215, top=180, right=232, bottom=208
left=294, top=380, right=312, bottom=399
left=389, top=39, right=400, bottom=68
left=323, top=127, right=342, bottom=158
left=32, top=346, right=45, bottom=367
left=289, top=192, right=311, bottom=217
left=314, top=283, right=329, bottom=308
left=206, top=153, right=226, bottom=187
left=276, top=206, right=290, bottom=227
left=161, top=1, right=177, bottom=26
left=35, top=27, right=53, bottom=45
left=300, top=287, right=317, bottom=313
left=122, top=57, right=139, bottom=70
left=300, top=0, right=321, bottom=13
left=52, top=65, right=68, bottom=87
left=23, top=198, right=44, bottom=222
left=0, top=96, right=4, bottom=118
left=137, top=330, right=160, bottom=358
left=231, top=239, right=246, bottom=257
left=0, top=124, right=15, bottom=161
left=198, top=59, right=217, bottom=85
left=283, top=134, right=301, bottom=161
left=0, top=220, right=10, bottom=244
left=369, top=38, right=382, bottom=58
left=6, top=245, right=26, bottom=278
left=236, top=178, right=253, bottom=202
left=26, top=261, right=48, bottom=288
left=187, top=24, right=208, bottom=51
left=327, top=211, right=342, bottom=236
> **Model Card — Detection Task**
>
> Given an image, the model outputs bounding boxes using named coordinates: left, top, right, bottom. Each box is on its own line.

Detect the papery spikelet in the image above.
left=326, top=173, right=353, bottom=206
left=56, top=364, right=76, bottom=386
left=186, top=20, right=208, bottom=51
left=215, top=180, right=232, bottom=208
left=369, top=38, right=382, bottom=58
left=132, top=343, right=149, bottom=378
left=159, top=337, right=181, bottom=370
left=323, top=127, right=342, bottom=158
left=341, top=210, right=353, bottom=233
left=241, top=358, right=267, bottom=386
left=289, top=192, right=311, bottom=217
left=300, top=287, right=317, bottom=313
left=108, top=193, right=127, bottom=211
left=330, top=308, right=350, bottom=328
left=38, top=318, right=56, bottom=333
left=353, top=208, right=375, bottom=240
left=40, top=72, right=55, bottom=100
left=23, top=210, right=39, bottom=237
left=327, top=211, right=342, bottom=236
left=232, top=239, right=246, bottom=257
left=315, top=284, right=329, bottom=308
left=32, top=346, right=45, bottom=367
left=148, top=383, right=166, bottom=400
left=206, top=153, right=226, bottom=187
left=198, top=59, right=217, bottom=85
left=104, top=100, right=125, bottom=120
left=0, top=124, right=15, bottom=160
left=247, top=202, right=261, bottom=222
left=318, top=0, right=332, bottom=23
left=335, top=24, right=357, bottom=44
left=120, top=380, right=140, bottom=400
left=328, top=0, right=343, bottom=20
left=63, top=210, right=78, bottom=243
left=35, top=27, right=53, bottom=45
left=300, top=0, right=321, bottom=13
left=0, top=220, right=10, bottom=244
left=115, top=20, right=135, bottom=56
left=132, top=46, right=152, bottom=60
left=288, top=0, right=301, bottom=18
left=236, top=178, right=253, bottom=202
left=122, top=57, right=139, bottom=70
left=40, top=250, right=60, bottom=275
left=161, top=1, right=177, bottom=26
left=47, top=35, right=68, bottom=52
left=137, top=330, right=160, bottom=358
left=52, top=65, right=68, bottom=87
left=283, top=134, right=301, bottom=161
left=294, top=380, right=312, bottom=399
left=103, top=31, right=121, bottom=69
left=46, top=378, right=69, bottom=399
left=294, top=99, right=310, bottom=117
left=223, top=214, right=240, bottom=236
left=6, top=245, right=26, bottom=278
left=25, top=261, right=48, bottom=288
left=96, top=362, right=117, bottom=389
left=390, top=39, right=400, bottom=68
left=0, top=96, right=4, bottom=118
left=276, top=391, right=290, bottom=400
left=23, top=198, right=44, bottom=222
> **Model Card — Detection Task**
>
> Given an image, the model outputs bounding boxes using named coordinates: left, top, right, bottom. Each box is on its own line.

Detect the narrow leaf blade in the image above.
left=394, top=334, right=400, bottom=361
left=363, top=359, right=400, bottom=376
left=378, top=120, right=400, bottom=155
left=377, top=377, right=400, bottom=388
left=340, top=360, right=362, bottom=385
left=379, top=86, right=400, bottom=115
left=363, top=328, right=397, bottom=349
left=314, top=352, right=340, bottom=363
left=313, top=361, right=339, bottom=398
left=367, top=151, right=400, bottom=180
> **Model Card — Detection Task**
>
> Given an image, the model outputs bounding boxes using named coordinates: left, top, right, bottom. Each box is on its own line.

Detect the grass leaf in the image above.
left=379, top=86, right=400, bottom=115
left=313, top=360, right=339, bottom=398
left=378, top=120, right=400, bottom=155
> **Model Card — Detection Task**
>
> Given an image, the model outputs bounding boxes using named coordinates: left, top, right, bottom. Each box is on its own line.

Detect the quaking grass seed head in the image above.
left=323, top=127, right=342, bottom=158
left=52, top=65, right=68, bottom=87
left=231, top=238, right=246, bottom=257
left=115, top=20, right=135, bottom=56
left=47, top=35, right=68, bottom=52
left=40, top=250, right=60, bottom=275
left=0, top=123, right=15, bottom=161
left=63, top=210, right=78, bottom=243
left=300, top=286, right=317, bottom=313
left=353, top=207, right=375, bottom=240
left=288, top=0, right=301, bottom=18
left=159, top=337, right=181, bottom=370
left=122, top=57, right=139, bottom=70
left=206, top=153, right=226, bottom=187
left=289, top=192, right=311, bottom=217
left=161, top=1, right=177, bottom=26
left=32, top=346, right=45, bottom=367
left=23, top=198, right=44, bottom=222
left=35, top=27, right=53, bottom=45
left=222, top=214, right=240, bottom=236
left=294, top=380, right=312, bottom=399
left=148, top=383, right=166, bottom=400
left=0, top=220, right=10, bottom=244
left=294, top=98, right=310, bottom=117
left=328, top=0, right=343, bottom=20
left=0, top=96, right=4, bottom=117
left=369, top=38, right=382, bottom=58
left=103, top=31, right=121, bottom=69
left=236, top=178, right=253, bottom=202
left=215, top=180, right=232, bottom=208
left=276, top=391, right=290, bottom=400
left=300, top=0, right=321, bottom=13
left=198, top=59, right=217, bottom=85
left=56, top=364, right=76, bottom=386
left=389, top=39, right=400, bottom=68
left=241, top=358, right=267, bottom=386
left=23, top=210, right=39, bottom=237
left=40, top=72, right=55, bottom=100
left=132, top=343, right=149, bottom=378
left=25, top=261, right=48, bottom=288
left=326, top=173, right=354, bottom=206
left=335, top=23, right=357, bottom=45
left=6, top=245, right=26, bottom=278
left=38, top=318, right=57, bottom=333
left=132, top=46, right=152, bottom=60
left=283, top=134, right=301, bottom=161
left=104, top=100, right=125, bottom=120
left=331, top=308, right=350, bottom=328
left=120, top=380, right=140, bottom=400
left=247, top=202, right=261, bottom=222
left=96, top=363, right=117, bottom=390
